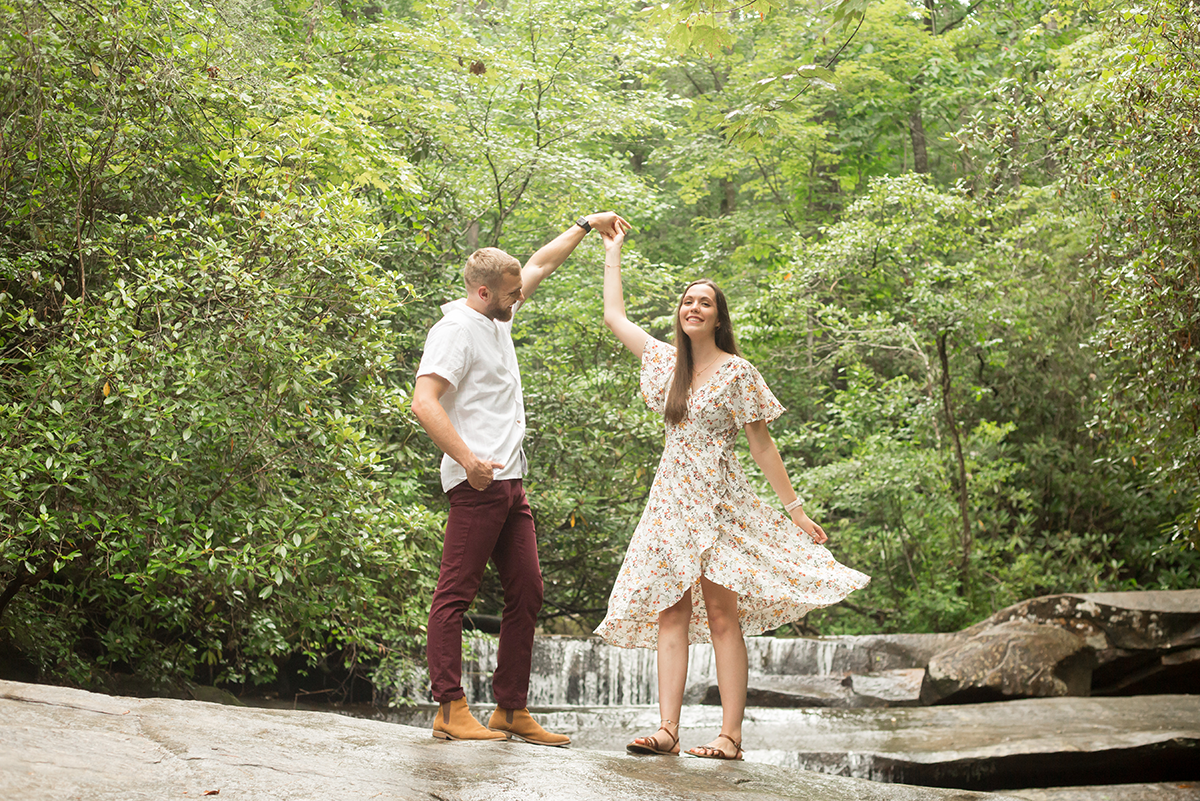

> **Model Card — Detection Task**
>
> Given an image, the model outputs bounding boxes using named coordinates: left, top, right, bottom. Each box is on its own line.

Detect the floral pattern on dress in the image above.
left=594, top=337, right=871, bottom=649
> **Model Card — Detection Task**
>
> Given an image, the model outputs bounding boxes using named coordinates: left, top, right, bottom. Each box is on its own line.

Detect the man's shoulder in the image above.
left=421, top=309, right=471, bottom=358
left=428, top=301, right=476, bottom=336
left=428, top=314, right=467, bottom=336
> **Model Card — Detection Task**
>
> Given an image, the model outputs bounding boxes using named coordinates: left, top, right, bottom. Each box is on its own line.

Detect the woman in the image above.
left=593, top=227, right=869, bottom=760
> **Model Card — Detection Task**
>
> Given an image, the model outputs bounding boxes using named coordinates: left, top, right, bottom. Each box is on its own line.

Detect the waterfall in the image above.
left=388, top=632, right=955, bottom=707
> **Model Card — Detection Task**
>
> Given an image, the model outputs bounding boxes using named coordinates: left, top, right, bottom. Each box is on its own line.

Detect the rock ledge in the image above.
left=0, top=679, right=1021, bottom=801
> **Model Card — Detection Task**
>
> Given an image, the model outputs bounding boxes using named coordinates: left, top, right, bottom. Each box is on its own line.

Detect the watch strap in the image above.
left=575, top=216, right=592, bottom=233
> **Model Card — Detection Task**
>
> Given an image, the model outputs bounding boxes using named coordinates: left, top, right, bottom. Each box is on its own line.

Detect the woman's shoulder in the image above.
left=722, top=354, right=774, bottom=392
left=724, top=353, right=758, bottom=375
left=648, top=335, right=675, bottom=351
left=644, top=337, right=677, bottom=360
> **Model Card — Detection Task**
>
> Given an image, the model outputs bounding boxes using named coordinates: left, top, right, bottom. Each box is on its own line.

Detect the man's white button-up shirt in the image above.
left=416, top=299, right=528, bottom=492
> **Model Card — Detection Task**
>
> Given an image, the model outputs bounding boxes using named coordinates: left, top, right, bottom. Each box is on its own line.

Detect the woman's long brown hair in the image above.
left=664, top=279, right=740, bottom=426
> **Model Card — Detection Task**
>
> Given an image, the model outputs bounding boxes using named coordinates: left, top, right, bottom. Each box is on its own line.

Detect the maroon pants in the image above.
left=426, top=478, right=543, bottom=709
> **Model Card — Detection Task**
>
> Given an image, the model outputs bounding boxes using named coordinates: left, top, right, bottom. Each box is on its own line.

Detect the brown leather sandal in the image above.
left=685, top=732, right=744, bottom=760
left=626, top=719, right=680, bottom=756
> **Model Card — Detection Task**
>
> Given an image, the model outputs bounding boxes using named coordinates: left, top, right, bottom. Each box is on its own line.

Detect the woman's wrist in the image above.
left=784, top=497, right=803, bottom=513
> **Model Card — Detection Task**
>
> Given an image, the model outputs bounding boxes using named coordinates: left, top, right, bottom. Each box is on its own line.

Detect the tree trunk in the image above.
left=720, top=177, right=736, bottom=216
left=910, top=107, right=929, bottom=174
left=807, top=307, right=815, bottom=369
left=0, top=561, right=53, bottom=623
left=937, top=331, right=972, bottom=588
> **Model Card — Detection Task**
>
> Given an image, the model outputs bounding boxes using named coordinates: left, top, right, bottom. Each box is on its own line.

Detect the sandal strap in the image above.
left=685, top=733, right=741, bottom=757
left=717, top=732, right=741, bottom=750
left=634, top=722, right=678, bottom=749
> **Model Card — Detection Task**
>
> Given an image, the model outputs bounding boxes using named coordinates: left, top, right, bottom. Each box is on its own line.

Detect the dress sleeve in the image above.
left=730, top=361, right=786, bottom=427
left=639, top=338, right=677, bottom=415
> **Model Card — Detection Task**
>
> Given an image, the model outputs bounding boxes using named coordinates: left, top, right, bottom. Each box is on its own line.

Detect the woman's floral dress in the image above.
left=595, top=338, right=870, bottom=649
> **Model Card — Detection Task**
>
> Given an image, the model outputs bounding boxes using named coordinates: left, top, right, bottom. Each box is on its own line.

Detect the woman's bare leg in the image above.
left=629, top=589, right=691, bottom=752
left=656, top=588, right=692, bottom=728
left=690, top=576, right=745, bottom=757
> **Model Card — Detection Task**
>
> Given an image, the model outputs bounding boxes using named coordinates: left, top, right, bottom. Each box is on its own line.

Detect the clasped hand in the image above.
left=587, top=211, right=631, bottom=240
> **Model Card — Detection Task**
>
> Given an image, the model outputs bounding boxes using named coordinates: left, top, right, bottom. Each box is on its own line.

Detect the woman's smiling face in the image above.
left=678, top=283, right=718, bottom=340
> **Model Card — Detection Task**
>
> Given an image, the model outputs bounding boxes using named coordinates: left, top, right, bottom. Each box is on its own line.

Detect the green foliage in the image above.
left=358, top=0, right=669, bottom=251
left=0, top=0, right=440, bottom=691
left=1059, top=0, right=1200, bottom=548
left=741, top=173, right=1196, bottom=633
left=952, top=0, right=1200, bottom=549
left=2, top=0, right=1196, bottom=700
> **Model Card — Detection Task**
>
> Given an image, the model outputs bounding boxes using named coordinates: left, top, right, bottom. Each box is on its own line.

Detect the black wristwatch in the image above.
left=575, top=216, right=592, bottom=233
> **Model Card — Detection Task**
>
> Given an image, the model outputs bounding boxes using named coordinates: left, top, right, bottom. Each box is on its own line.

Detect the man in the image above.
left=411, top=211, right=629, bottom=745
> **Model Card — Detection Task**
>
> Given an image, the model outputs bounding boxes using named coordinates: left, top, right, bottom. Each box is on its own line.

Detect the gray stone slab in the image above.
left=705, top=673, right=854, bottom=707
left=1007, top=782, right=1200, bottom=801
left=0, top=679, right=1021, bottom=801
left=702, top=668, right=926, bottom=708
left=852, top=668, right=926, bottom=705
left=1069, top=591, right=1200, bottom=614
left=515, top=695, right=1200, bottom=790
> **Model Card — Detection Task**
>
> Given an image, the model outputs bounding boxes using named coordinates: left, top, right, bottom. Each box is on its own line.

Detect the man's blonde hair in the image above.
left=464, top=247, right=521, bottom=290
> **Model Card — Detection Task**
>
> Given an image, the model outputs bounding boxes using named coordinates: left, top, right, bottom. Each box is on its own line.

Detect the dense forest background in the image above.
left=2, top=0, right=1197, bottom=699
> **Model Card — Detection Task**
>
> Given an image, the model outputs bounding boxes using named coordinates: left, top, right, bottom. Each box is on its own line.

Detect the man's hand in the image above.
left=466, top=454, right=505, bottom=491
left=586, top=211, right=631, bottom=238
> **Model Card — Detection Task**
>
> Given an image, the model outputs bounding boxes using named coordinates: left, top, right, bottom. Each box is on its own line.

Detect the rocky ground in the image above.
left=5, top=679, right=1197, bottom=801
left=2, top=678, right=1026, bottom=801
left=379, top=696, right=1200, bottom=795
left=5, top=590, right=1199, bottom=800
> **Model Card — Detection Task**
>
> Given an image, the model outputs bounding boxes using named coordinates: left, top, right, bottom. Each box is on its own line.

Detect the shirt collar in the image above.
left=441, top=298, right=487, bottom=323
left=440, top=297, right=521, bottom=325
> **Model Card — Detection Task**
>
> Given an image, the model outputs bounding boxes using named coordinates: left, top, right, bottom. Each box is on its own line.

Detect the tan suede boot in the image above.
left=432, top=698, right=507, bottom=741
left=488, top=707, right=571, bottom=747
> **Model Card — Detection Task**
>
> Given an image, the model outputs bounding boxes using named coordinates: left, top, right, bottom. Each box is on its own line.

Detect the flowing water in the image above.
left=388, top=633, right=955, bottom=707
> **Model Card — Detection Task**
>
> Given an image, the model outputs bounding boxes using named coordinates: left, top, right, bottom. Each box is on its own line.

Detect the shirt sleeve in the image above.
left=417, top=320, right=470, bottom=390
left=639, top=338, right=677, bottom=416
left=729, top=361, right=786, bottom=428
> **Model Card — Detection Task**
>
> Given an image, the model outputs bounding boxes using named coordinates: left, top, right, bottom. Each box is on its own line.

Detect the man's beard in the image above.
left=485, top=301, right=513, bottom=322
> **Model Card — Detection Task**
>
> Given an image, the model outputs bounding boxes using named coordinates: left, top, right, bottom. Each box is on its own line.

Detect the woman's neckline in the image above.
left=690, top=353, right=737, bottom=395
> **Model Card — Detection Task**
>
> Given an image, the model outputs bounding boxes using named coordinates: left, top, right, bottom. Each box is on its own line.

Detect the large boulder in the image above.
left=920, top=621, right=1092, bottom=704
left=919, top=590, right=1200, bottom=704
left=980, top=590, right=1200, bottom=695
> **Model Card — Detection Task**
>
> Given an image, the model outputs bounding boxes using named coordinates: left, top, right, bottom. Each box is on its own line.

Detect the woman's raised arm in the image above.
left=602, top=229, right=651, bottom=357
